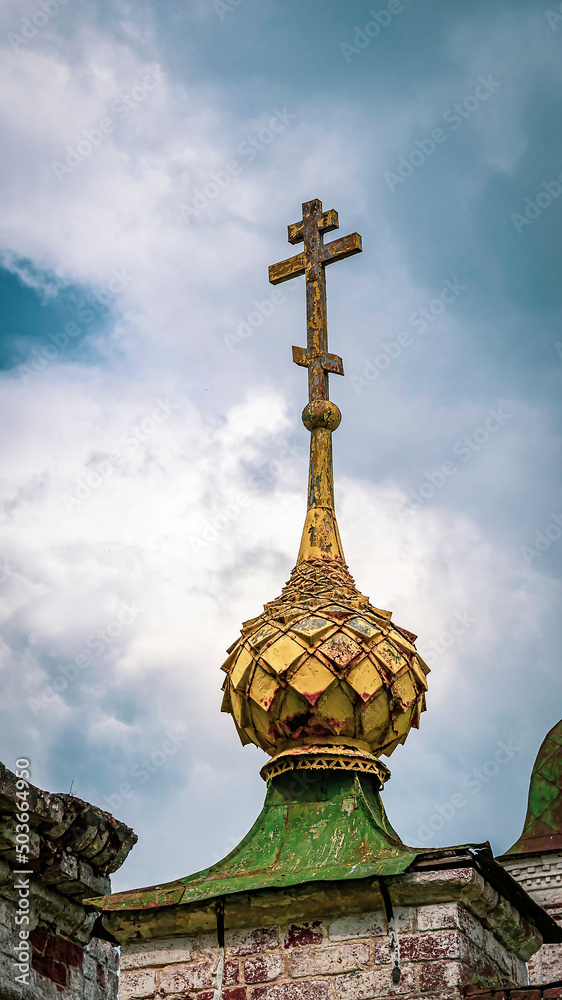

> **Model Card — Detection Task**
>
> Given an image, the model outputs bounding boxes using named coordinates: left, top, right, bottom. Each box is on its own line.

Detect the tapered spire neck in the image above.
left=297, top=398, right=344, bottom=563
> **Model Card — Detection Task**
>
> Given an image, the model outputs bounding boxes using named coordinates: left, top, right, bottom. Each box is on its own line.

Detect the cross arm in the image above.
left=322, top=232, right=362, bottom=266
left=268, top=251, right=305, bottom=285
left=288, top=208, right=340, bottom=246
left=292, top=346, right=344, bottom=376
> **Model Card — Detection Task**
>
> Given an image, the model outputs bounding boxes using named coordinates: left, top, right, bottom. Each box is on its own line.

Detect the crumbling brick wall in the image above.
left=0, top=762, right=136, bottom=998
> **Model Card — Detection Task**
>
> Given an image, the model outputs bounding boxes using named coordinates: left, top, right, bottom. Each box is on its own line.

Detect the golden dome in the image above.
left=220, top=552, right=429, bottom=773
left=220, top=199, right=429, bottom=782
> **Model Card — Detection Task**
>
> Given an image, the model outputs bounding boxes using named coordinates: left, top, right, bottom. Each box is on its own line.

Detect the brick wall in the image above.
left=501, top=853, right=562, bottom=986
left=119, top=899, right=527, bottom=1000
left=0, top=762, right=136, bottom=999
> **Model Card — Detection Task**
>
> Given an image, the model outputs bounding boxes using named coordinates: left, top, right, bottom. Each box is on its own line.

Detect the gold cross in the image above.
left=268, top=199, right=362, bottom=402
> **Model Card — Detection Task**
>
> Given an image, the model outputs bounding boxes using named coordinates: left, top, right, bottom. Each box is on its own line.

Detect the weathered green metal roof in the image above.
left=86, top=771, right=420, bottom=913
left=504, top=718, right=562, bottom=857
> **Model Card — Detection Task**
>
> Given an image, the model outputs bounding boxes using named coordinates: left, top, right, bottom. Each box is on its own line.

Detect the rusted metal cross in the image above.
left=269, top=199, right=362, bottom=402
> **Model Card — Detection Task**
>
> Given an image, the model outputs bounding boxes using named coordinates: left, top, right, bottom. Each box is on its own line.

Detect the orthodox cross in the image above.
left=268, top=199, right=362, bottom=402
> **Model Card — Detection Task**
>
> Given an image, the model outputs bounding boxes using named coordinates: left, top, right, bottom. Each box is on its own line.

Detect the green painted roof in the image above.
left=87, top=771, right=421, bottom=913
left=505, top=719, right=562, bottom=857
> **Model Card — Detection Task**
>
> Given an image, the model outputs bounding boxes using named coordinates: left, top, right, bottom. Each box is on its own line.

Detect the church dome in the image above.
left=221, top=553, right=429, bottom=774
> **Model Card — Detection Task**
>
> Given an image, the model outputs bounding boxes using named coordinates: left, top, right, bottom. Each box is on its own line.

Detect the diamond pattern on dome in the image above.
left=317, top=682, right=355, bottom=734
left=277, top=686, right=311, bottom=739
left=410, top=657, right=429, bottom=691
left=345, top=617, right=381, bottom=641
left=321, top=603, right=354, bottom=622
left=319, top=633, right=362, bottom=670
left=391, top=631, right=417, bottom=655
left=230, top=688, right=252, bottom=729
left=360, top=694, right=391, bottom=742
left=230, top=647, right=255, bottom=690
left=372, top=639, right=404, bottom=675
left=248, top=665, right=281, bottom=712
left=221, top=553, right=429, bottom=760
left=346, top=657, right=384, bottom=702
left=247, top=623, right=278, bottom=651
left=392, top=671, right=416, bottom=708
left=260, top=634, right=306, bottom=675
left=287, top=655, right=336, bottom=707
left=292, top=616, right=333, bottom=642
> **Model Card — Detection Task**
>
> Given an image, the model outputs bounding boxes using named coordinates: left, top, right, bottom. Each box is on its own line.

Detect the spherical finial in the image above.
left=302, top=400, right=341, bottom=432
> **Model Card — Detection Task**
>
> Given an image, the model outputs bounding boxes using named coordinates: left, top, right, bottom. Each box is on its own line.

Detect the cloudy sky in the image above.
left=1, top=0, right=562, bottom=893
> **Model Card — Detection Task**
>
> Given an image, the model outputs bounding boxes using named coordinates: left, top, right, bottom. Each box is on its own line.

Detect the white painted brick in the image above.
left=334, top=963, right=417, bottom=999
left=393, top=906, right=416, bottom=933
left=328, top=911, right=386, bottom=941
left=121, top=936, right=195, bottom=970
left=119, top=968, right=157, bottom=999
left=160, top=960, right=214, bottom=994
left=417, top=903, right=458, bottom=932
left=290, top=942, right=369, bottom=978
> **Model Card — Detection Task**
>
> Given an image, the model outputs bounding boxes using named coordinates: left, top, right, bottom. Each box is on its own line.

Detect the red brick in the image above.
left=252, top=980, right=330, bottom=1000
left=543, top=990, right=562, bottom=999
left=245, top=954, right=283, bottom=984
left=32, top=952, right=67, bottom=988
left=512, top=992, right=541, bottom=1000
left=285, top=923, right=324, bottom=948
left=419, top=962, right=450, bottom=992
left=223, top=989, right=248, bottom=1000
left=229, top=927, right=280, bottom=956
left=224, top=959, right=240, bottom=985
left=45, top=934, right=83, bottom=968
left=29, top=926, right=49, bottom=954
left=192, top=986, right=241, bottom=1000
left=399, top=930, right=459, bottom=962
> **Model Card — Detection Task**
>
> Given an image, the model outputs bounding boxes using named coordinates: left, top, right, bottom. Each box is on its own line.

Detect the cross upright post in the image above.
left=268, top=199, right=362, bottom=404
left=268, top=200, right=362, bottom=563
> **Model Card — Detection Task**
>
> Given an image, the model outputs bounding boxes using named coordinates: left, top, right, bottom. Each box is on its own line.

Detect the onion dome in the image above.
left=221, top=199, right=429, bottom=784
left=502, top=719, right=562, bottom=857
